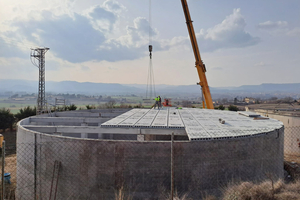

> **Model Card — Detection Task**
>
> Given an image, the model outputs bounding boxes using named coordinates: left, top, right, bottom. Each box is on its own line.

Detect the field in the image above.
left=0, top=101, right=35, bottom=114
left=0, top=96, right=158, bottom=113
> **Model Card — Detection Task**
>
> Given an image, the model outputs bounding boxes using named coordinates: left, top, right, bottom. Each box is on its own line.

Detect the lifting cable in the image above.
left=146, top=0, right=156, bottom=100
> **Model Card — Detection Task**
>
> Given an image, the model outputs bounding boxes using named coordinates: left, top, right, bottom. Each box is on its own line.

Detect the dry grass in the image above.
left=159, top=189, right=193, bottom=200
left=202, top=195, right=218, bottom=200
left=285, top=154, right=300, bottom=165
left=222, top=179, right=300, bottom=200
left=114, top=186, right=133, bottom=200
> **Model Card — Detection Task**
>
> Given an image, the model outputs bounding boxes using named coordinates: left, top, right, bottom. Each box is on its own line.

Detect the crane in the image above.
left=181, top=0, right=214, bottom=109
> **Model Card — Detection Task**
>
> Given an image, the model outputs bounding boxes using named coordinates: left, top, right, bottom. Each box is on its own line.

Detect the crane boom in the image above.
left=181, top=0, right=214, bottom=109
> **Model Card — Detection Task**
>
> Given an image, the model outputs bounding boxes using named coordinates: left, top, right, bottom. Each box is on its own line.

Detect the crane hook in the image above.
left=149, top=45, right=153, bottom=59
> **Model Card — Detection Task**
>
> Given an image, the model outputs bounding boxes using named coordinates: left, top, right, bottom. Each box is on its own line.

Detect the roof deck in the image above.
left=101, top=108, right=283, bottom=140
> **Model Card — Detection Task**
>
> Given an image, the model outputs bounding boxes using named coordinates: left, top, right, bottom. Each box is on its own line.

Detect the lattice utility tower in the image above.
left=30, top=47, right=50, bottom=115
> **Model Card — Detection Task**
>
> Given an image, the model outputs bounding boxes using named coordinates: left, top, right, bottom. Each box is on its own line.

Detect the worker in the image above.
left=158, top=95, right=162, bottom=108
left=154, top=96, right=159, bottom=109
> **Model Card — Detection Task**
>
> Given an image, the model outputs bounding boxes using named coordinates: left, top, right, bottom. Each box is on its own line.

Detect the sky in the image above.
left=0, top=0, right=299, bottom=87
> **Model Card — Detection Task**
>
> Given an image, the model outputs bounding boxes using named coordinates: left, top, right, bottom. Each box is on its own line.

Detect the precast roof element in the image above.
left=101, top=108, right=283, bottom=140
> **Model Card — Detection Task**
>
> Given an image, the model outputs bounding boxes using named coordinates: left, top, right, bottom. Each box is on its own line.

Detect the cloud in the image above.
left=0, top=36, right=28, bottom=58
left=93, top=17, right=164, bottom=61
left=81, top=66, right=90, bottom=71
left=1, top=5, right=258, bottom=64
left=1, top=0, right=164, bottom=63
left=211, top=67, right=223, bottom=70
left=201, top=8, right=260, bottom=50
left=254, top=62, right=267, bottom=67
left=86, top=4, right=117, bottom=32
left=10, top=11, right=107, bottom=63
left=287, top=27, right=300, bottom=37
left=116, top=17, right=157, bottom=47
left=103, top=0, right=126, bottom=13
left=172, top=8, right=260, bottom=52
left=257, top=21, right=288, bottom=30
left=257, top=20, right=300, bottom=37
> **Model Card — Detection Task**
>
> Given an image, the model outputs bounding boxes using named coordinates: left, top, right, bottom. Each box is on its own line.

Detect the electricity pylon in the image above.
left=30, top=47, right=50, bottom=115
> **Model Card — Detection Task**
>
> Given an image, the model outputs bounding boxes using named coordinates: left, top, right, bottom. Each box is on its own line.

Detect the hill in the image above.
left=1, top=79, right=300, bottom=97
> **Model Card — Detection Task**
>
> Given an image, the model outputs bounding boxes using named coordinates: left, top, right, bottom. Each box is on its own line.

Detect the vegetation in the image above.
left=0, top=108, right=15, bottom=131
left=86, top=104, right=96, bottom=109
left=215, top=105, right=225, bottom=110
left=14, top=106, right=36, bottom=121
left=228, top=105, right=239, bottom=111
left=105, top=100, right=116, bottom=109
left=68, top=104, right=77, bottom=110
left=55, top=104, right=77, bottom=111
left=222, top=179, right=300, bottom=200
left=181, top=101, right=193, bottom=107
left=115, top=186, right=132, bottom=200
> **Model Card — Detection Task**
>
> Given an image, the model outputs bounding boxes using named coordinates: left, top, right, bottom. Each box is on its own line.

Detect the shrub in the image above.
left=228, top=105, right=239, bottom=111
left=0, top=108, right=15, bottom=131
left=14, top=106, right=36, bottom=121
left=105, top=100, right=116, bottom=109
left=67, top=104, right=77, bottom=111
left=223, top=179, right=300, bottom=200
left=133, top=103, right=143, bottom=108
left=86, top=105, right=96, bottom=109
left=215, top=105, right=225, bottom=110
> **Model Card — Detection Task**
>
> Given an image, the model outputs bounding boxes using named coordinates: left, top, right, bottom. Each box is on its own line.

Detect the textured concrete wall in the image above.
left=16, top=123, right=284, bottom=200
left=255, top=110, right=300, bottom=155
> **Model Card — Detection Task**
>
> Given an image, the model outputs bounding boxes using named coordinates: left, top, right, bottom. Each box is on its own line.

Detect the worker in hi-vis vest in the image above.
left=154, top=97, right=159, bottom=109
left=158, top=96, right=162, bottom=108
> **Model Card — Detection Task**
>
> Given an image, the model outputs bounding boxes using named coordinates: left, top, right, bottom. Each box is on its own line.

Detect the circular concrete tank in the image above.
left=16, top=108, right=284, bottom=199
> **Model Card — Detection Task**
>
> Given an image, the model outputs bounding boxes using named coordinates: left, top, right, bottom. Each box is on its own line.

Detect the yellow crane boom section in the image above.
left=181, top=0, right=214, bottom=109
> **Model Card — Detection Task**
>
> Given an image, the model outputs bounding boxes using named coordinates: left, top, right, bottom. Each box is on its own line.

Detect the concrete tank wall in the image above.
left=255, top=109, right=300, bottom=155
left=16, top=122, right=284, bottom=199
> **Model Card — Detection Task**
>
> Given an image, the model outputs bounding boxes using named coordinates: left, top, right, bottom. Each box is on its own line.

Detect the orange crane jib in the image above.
left=180, top=0, right=214, bottom=109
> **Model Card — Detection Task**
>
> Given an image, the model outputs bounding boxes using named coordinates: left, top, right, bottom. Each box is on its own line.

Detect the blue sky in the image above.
left=0, top=0, right=299, bottom=87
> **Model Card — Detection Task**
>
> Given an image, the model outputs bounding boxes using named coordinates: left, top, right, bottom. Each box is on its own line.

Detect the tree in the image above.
left=234, top=98, right=238, bottom=105
left=67, top=104, right=77, bottom=111
left=15, top=106, right=36, bottom=121
left=86, top=105, right=96, bottom=109
left=228, top=105, right=239, bottom=111
left=182, top=100, right=192, bottom=107
left=215, top=105, right=225, bottom=110
left=281, top=97, right=294, bottom=103
left=105, top=100, right=116, bottom=108
left=0, top=108, right=15, bottom=131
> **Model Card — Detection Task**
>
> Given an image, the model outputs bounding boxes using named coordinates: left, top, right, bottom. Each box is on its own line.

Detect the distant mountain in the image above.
left=235, top=83, right=300, bottom=92
left=124, top=83, right=300, bottom=95
left=0, top=79, right=142, bottom=94
left=46, top=81, right=142, bottom=94
left=1, top=79, right=300, bottom=96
